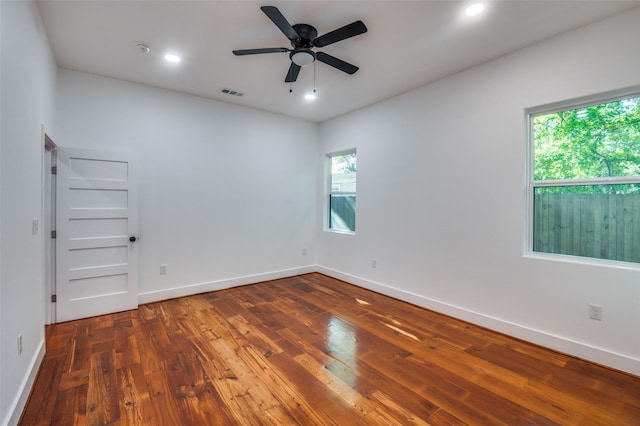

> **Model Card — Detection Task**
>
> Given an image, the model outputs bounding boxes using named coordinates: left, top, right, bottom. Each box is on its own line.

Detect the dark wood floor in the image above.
left=20, top=273, right=640, bottom=425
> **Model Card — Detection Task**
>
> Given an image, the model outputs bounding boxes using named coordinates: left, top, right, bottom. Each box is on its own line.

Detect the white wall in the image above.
left=318, top=8, right=640, bottom=375
left=55, top=70, right=319, bottom=303
left=0, top=1, right=57, bottom=424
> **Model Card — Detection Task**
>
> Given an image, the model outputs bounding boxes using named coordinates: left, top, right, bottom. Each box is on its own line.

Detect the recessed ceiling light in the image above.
left=164, top=54, right=181, bottom=63
left=135, top=42, right=151, bottom=54
left=465, top=3, right=485, bottom=16
left=305, top=93, right=317, bottom=101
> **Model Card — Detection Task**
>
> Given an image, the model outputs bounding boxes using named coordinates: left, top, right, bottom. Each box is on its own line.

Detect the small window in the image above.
left=528, top=91, right=640, bottom=263
left=328, top=150, right=356, bottom=233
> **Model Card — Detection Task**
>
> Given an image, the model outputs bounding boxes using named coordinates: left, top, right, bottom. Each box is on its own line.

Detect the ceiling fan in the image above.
left=233, top=6, right=367, bottom=83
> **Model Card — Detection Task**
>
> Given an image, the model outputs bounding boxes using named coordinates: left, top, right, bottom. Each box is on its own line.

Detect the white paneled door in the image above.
left=56, top=149, right=138, bottom=322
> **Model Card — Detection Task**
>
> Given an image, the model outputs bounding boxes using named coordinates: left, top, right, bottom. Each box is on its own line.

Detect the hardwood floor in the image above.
left=20, top=273, right=640, bottom=425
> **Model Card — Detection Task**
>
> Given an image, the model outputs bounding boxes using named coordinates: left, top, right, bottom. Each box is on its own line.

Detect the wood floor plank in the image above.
left=226, top=345, right=333, bottom=425
left=324, top=359, right=440, bottom=420
left=17, top=356, right=63, bottom=426
left=117, top=364, right=154, bottom=425
left=426, top=408, right=467, bottom=426
left=408, top=340, right=580, bottom=424
left=369, top=390, right=433, bottom=426
left=19, top=273, right=640, bottom=425
left=276, top=323, right=440, bottom=421
left=58, top=368, right=90, bottom=392
left=145, top=367, right=185, bottom=426
left=86, top=350, right=120, bottom=425
left=226, top=314, right=284, bottom=356
left=267, top=351, right=370, bottom=425
left=293, top=352, right=379, bottom=415
left=201, top=356, right=272, bottom=425
left=50, top=384, right=88, bottom=425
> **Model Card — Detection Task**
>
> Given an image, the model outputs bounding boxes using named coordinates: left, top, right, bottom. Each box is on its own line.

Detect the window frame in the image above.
left=525, top=86, right=640, bottom=267
left=325, top=148, right=357, bottom=235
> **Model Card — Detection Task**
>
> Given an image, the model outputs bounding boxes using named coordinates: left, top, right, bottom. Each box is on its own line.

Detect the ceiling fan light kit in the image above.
left=290, top=49, right=315, bottom=67
left=232, top=5, right=367, bottom=85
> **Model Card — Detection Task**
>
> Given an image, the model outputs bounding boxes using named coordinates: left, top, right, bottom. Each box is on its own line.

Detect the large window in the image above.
left=528, top=91, right=640, bottom=264
left=328, top=150, right=356, bottom=233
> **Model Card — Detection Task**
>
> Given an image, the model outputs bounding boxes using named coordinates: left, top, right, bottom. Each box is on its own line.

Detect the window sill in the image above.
left=523, top=251, right=640, bottom=271
left=324, top=228, right=356, bottom=236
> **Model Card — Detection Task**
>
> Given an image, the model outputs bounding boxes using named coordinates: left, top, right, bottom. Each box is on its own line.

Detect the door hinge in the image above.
left=51, top=230, right=56, bottom=239
left=51, top=166, right=57, bottom=175
left=51, top=294, right=57, bottom=303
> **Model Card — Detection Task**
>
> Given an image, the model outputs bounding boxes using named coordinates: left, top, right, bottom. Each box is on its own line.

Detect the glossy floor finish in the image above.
left=21, top=273, right=640, bottom=425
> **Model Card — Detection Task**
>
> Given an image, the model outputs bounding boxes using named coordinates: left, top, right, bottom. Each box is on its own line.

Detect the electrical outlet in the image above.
left=32, top=219, right=38, bottom=236
left=589, top=304, right=603, bottom=321
left=371, top=258, right=377, bottom=268
left=160, top=264, right=168, bottom=275
left=18, top=334, right=23, bottom=354
left=301, top=248, right=307, bottom=256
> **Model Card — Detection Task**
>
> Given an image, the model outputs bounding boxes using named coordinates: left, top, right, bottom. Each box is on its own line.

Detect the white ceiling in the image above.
left=37, top=1, right=640, bottom=123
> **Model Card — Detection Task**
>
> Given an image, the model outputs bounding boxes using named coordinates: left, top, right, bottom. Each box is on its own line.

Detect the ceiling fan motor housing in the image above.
left=291, top=24, right=317, bottom=48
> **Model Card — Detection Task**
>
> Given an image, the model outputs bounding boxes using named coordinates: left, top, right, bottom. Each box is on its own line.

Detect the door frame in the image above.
left=43, top=129, right=57, bottom=324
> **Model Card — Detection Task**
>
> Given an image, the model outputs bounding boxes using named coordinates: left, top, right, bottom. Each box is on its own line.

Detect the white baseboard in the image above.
left=3, top=339, right=46, bottom=426
left=138, top=265, right=317, bottom=304
left=316, top=266, right=640, bottom=377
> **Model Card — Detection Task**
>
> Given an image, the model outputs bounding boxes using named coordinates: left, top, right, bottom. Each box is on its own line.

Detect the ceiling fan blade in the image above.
left=233, top=48, right=289, bottom=56
left=284, top=63, right=302, bottom=83
left=315, top=52, right=359, bottom=75
left=313, top=20, right=367, bottom=48
left=261, top=6, right=300, bottom=41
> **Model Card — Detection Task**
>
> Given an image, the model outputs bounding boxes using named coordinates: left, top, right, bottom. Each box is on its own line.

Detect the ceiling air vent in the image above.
left=221, top=89, right=245, bottom=97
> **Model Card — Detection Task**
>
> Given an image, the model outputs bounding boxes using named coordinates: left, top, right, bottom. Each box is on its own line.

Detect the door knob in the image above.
left=129, top=236, right=137, bottom=242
